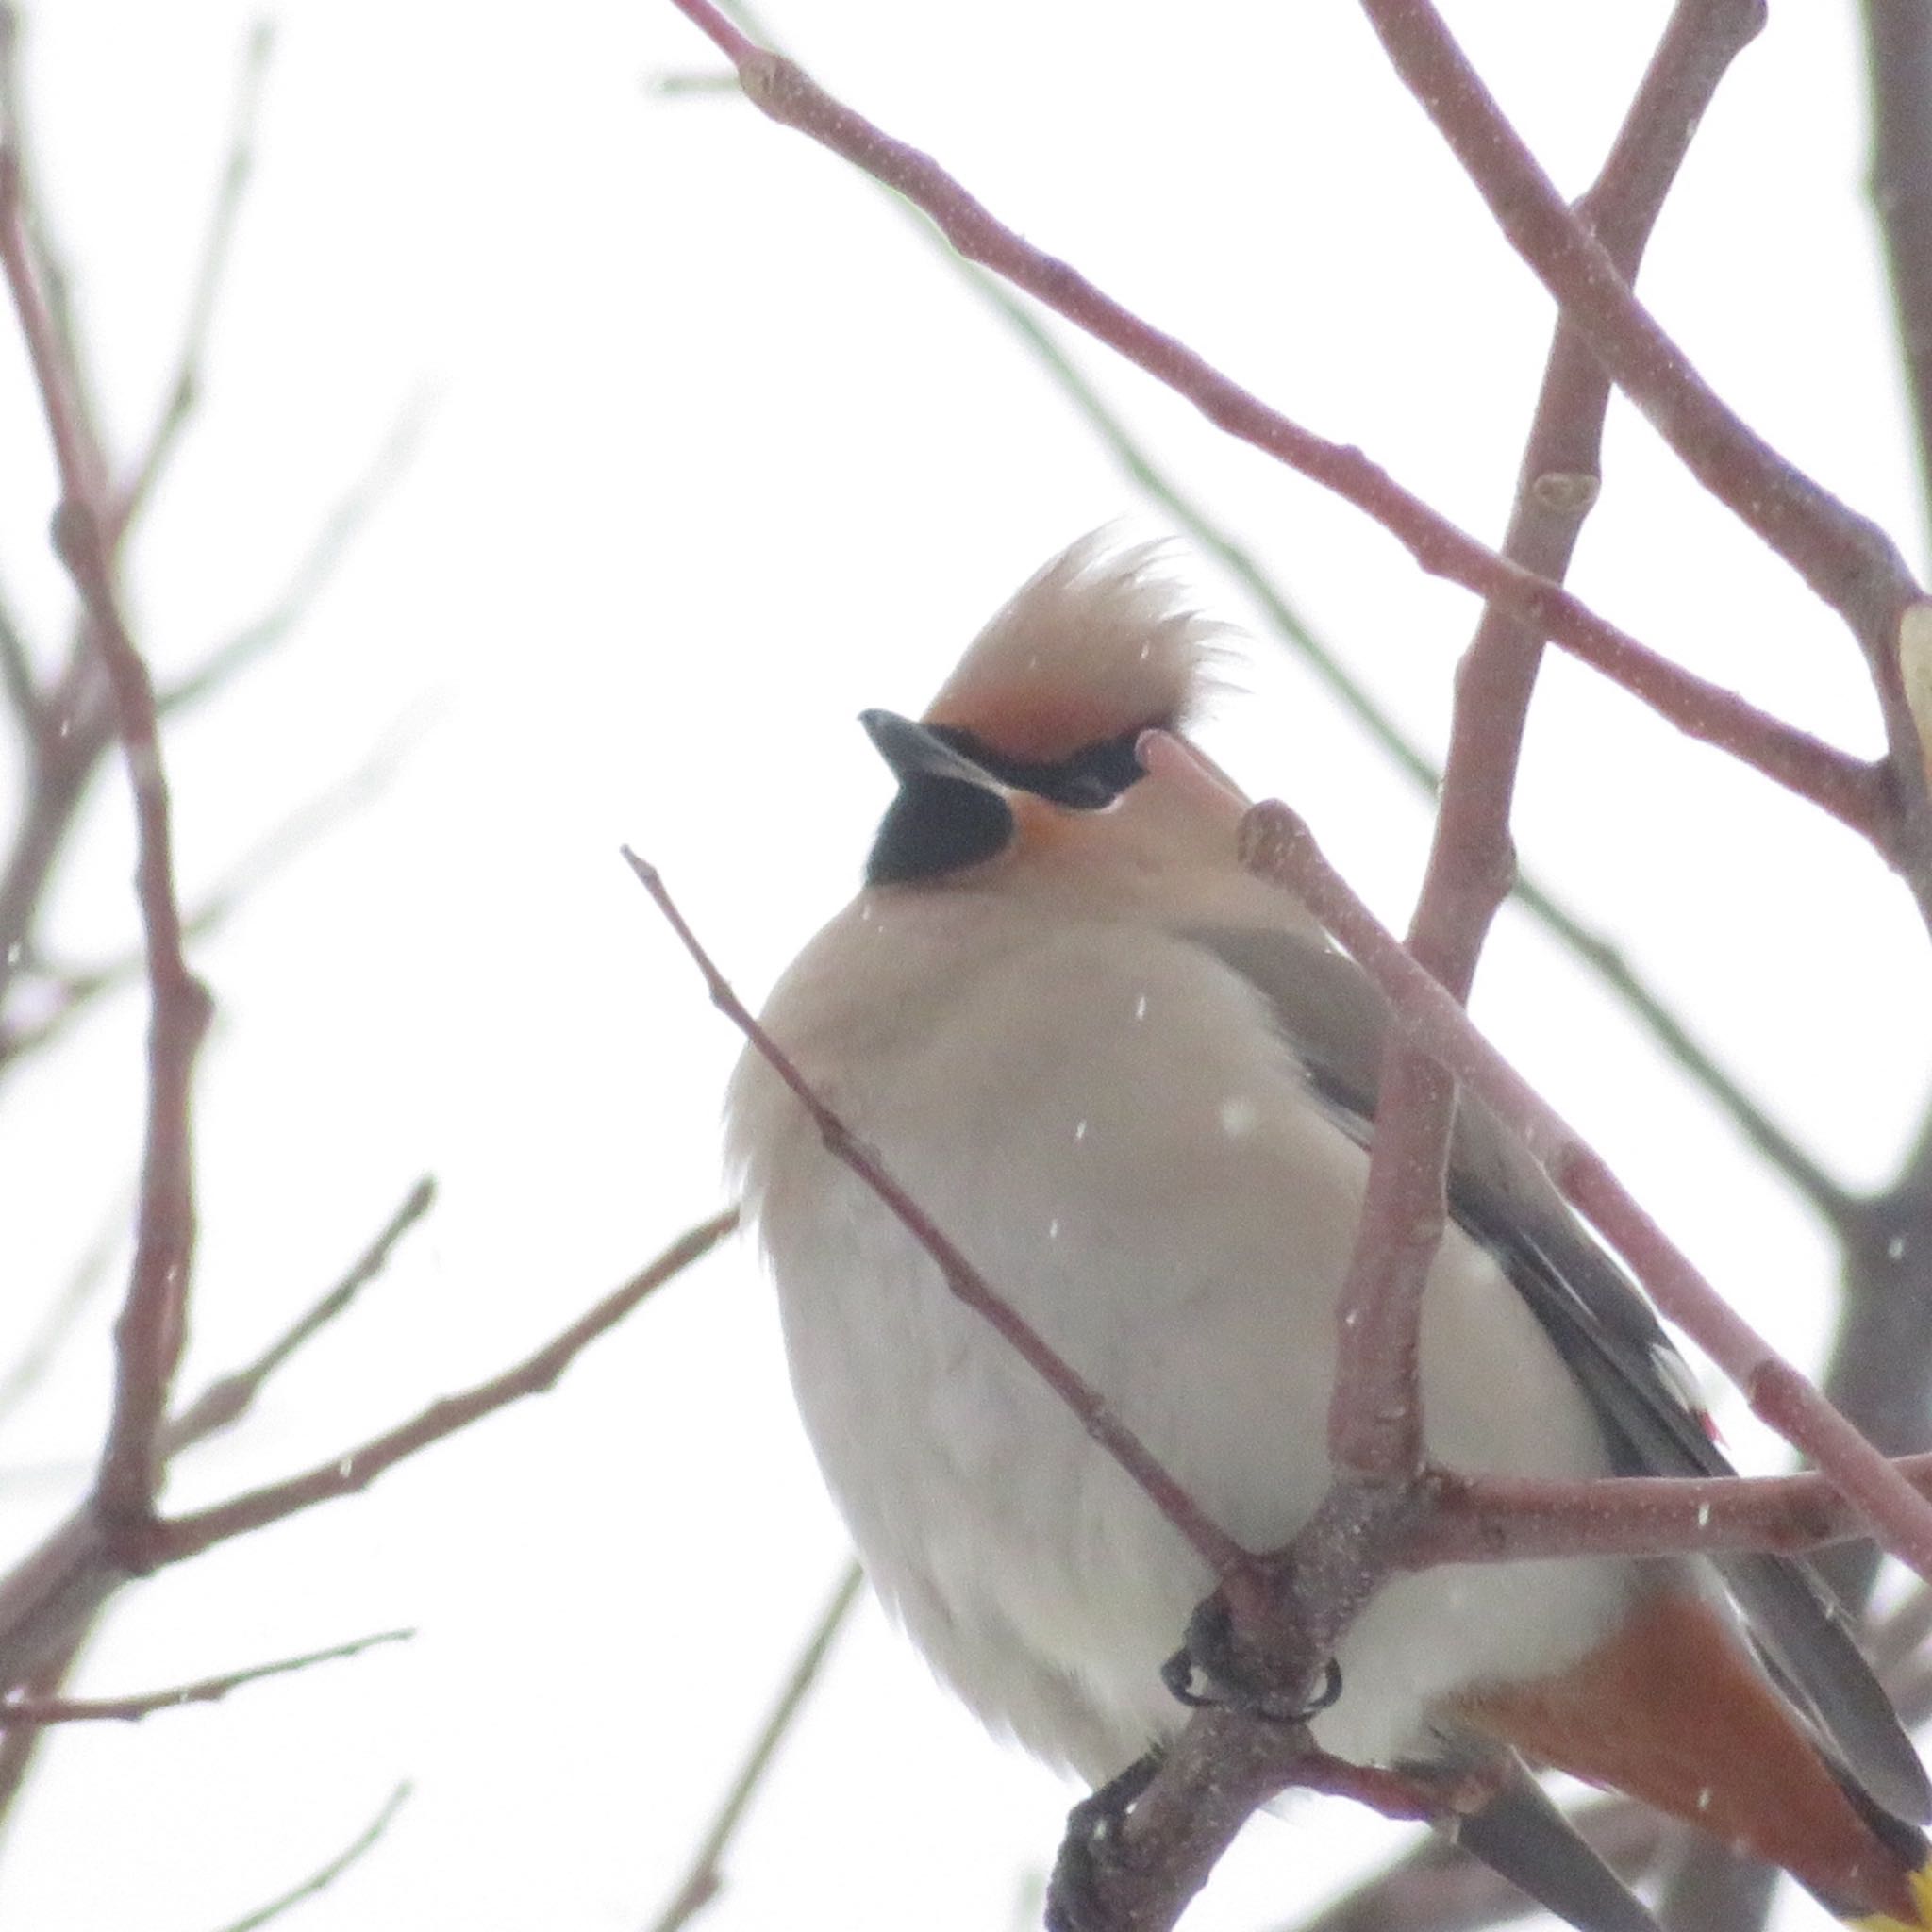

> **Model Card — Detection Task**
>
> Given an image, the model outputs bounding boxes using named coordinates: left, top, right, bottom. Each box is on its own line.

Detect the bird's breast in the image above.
left=728, top=908, right=1634, bottom=1777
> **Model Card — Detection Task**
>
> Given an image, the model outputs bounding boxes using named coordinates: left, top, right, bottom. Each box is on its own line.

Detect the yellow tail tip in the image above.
left=1852, top=1857, right=1932, bottom=1932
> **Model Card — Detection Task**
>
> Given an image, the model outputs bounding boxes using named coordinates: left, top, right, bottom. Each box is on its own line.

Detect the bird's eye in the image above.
left=926, top=724, right=1149, bottom=811
left=1050, top=731, right=1144, bottom=808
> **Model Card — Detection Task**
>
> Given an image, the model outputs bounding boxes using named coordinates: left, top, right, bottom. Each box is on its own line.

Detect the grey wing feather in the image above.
left=1190, top=924, right=1932, bottom=1826
left=1451, top=1755, right=1661, bottom=1932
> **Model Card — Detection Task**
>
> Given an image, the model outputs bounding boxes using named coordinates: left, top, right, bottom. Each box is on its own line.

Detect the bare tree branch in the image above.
left=0, top=710, right=420, bottom=1069
left=1862, top=0, right=1932, bottom=567
left=0, top=1180, right=434, bottom=1685
left=1329, top=0, right=1762, bottom=1485
left=0, top=1627, right=409, bottom=1728
left=0, top=147, right=214, bottom=1536
left=148, top=1207, right=738, bottom=1566
left=1288, top=1797, right=1662, bottom=1932
left=1225, top=774, right=1932, bottom=1580
left=159, top=397, right=428, bottom=717
left=660, top=0, right=1890, bottom=850
left=0, top=1632, right=83, bottom=1848
left=1415, top=1461, right=1919, bottom=1565
left=166, top=1177, right=436, bottom=1450
left=112, top=19, right=275, bottom=541
left=0, top=1190, right=127, bottom=1434
left=208, top=1783, right=411, bottom=1932
left=0, top=5, right=106, bottom=488
left=0, top=585, right=34, bottom=724
left=1355, top=0, right=1932, bottom=926
left=675, top=5, right=1857, bottom=1232
left=0, top=676, right=111, bottom=1013
left=1656, top=1840, right=1775, bottom=1932
left=624, top=852, right=1256, bottom=1593
left=644, top=1560, right=864, bottom=1932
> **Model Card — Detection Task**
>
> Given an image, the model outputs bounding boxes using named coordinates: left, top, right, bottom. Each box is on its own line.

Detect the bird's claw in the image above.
left=1160, top=1595, right=1342, bottom=1722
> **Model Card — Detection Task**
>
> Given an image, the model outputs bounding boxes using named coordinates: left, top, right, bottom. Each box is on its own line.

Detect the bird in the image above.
left=724, top=533, right=1932, bottom=1931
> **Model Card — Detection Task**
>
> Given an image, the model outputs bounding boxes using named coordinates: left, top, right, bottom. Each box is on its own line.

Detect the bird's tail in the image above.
left=1852, top=1857, right=1932, bottom=1931
left=1457, top=1591, right=1931, bottom=1929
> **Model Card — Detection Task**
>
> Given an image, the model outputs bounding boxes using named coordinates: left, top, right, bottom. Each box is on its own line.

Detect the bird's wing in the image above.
left=1189, top=924, right=1931, bottom=1826
left=1452, top=1754, right=1662, bottom=1932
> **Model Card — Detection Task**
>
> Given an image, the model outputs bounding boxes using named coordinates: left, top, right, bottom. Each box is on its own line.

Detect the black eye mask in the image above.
left=924, top=724, right=1148, bottom=809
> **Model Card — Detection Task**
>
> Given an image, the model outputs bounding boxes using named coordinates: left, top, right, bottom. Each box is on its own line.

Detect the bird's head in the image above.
left=860, top=535, right=1245, bottom=908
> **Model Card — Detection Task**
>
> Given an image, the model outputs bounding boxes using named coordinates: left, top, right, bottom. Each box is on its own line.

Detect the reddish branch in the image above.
left=0, top=1199, right=724, bottom=1683
left=636, top=825, right=1932, bottom=1930
left=1357, top=0, right=1932, bottom=923
left=653, top=7, right=1932, bottom=1928
left=621, top=850, right=1257, bottom=1597
left=1419, top=1459, right=1932, bottom=1566
left=0, top=1182, right=435, bottom=1682
left=662, top=0, right=1889, bottom=852
left=148, top=1207, right=737, bottom=1564
left=1865, top=0, right=1932, bottom=555
left=0, top=1635, right=81, bottom=1842
left=1327, top=0, right=1762, bottom=1482
left=1235, top=788, right=1932, bottom=1582
left=0, top=148, right=212, bottom=1534
left=0, top=1627, right=409, bottom=1728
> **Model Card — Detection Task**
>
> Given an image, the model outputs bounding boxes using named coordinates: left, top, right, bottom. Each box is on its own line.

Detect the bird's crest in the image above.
left=924, top=533, right=1226, bottom=762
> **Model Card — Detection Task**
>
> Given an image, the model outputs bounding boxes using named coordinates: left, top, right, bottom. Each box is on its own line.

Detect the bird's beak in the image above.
left=858, top=709, right=994, bottom=789
left=858, top=710, right=1015, bottom=886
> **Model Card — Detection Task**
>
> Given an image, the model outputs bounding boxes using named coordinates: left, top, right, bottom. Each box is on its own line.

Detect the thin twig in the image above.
left=644, top=1561, right=864, bottom=1932
left=166, top=1178, right=437, bottom=1449
left=0, top=710, right=421, bottom=1068
left=0, top=1632, right=83, bottom=1845
left=1415, top=1461, right=1915, bottom=1565
left=845, top=257, right=1853, bottom=1223
left=623, top=852, right=1256, bottom=1596
left=0, top=6, right=106, bottom=491
left=0, top=690, right=108, bottom=1014
left=0, top=1189, right=128, bottom=1432
left=112, top=19, right=275, bottom=540
left=0, top=1182, right=436, bottom=1684
left=159, top=397, right=428, bottom=716
left=660, top=0, right=1889, bottom=849
left=1874, top=1572, right=1932, bottom=1677
left=1289, top=1795, right=1662, bottom=1932
left=1516, top=886, right=1855, bottom=1226
left=1863, top=0, right=1932, bottom=567
left=0, top=146, right=214, bottom=1535
left=689, top=20, right=1851, bottom=1221
left=0, top=586, right=34, bottom=724
left=147, top=1208, right=738, bottom=1565
left=0, top=1208, right=724, bottom=1681
left=1355, top=0, right=1932, bottom=924
left=1815, top=1104, right=1932, bottom=1610
left=1326, top=0, right=1762, bottom=1482
left=1227, top=778, right=1932, bottom=1581
left=0, top=1627, right=409, bottom=1727
left=208, top=1783, right=411, bottom=1932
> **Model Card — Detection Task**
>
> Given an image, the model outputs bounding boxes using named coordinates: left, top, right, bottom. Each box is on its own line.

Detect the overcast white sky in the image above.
left=0, top=4, right=1926, bottom=1930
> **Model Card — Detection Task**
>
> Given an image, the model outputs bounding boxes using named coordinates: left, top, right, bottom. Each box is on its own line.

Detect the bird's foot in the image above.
left=1159, top=1591, right=1342, bottom=1722
left=1044, top=1753, right=1162, bottom=1932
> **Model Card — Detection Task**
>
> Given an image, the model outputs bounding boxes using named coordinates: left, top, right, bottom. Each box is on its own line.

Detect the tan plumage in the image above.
left=724, top=534, right=1931, bottom=1930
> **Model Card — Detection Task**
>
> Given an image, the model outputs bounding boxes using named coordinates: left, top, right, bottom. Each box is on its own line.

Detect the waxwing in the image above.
left=724, top=534, right=1932, bottom=1932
